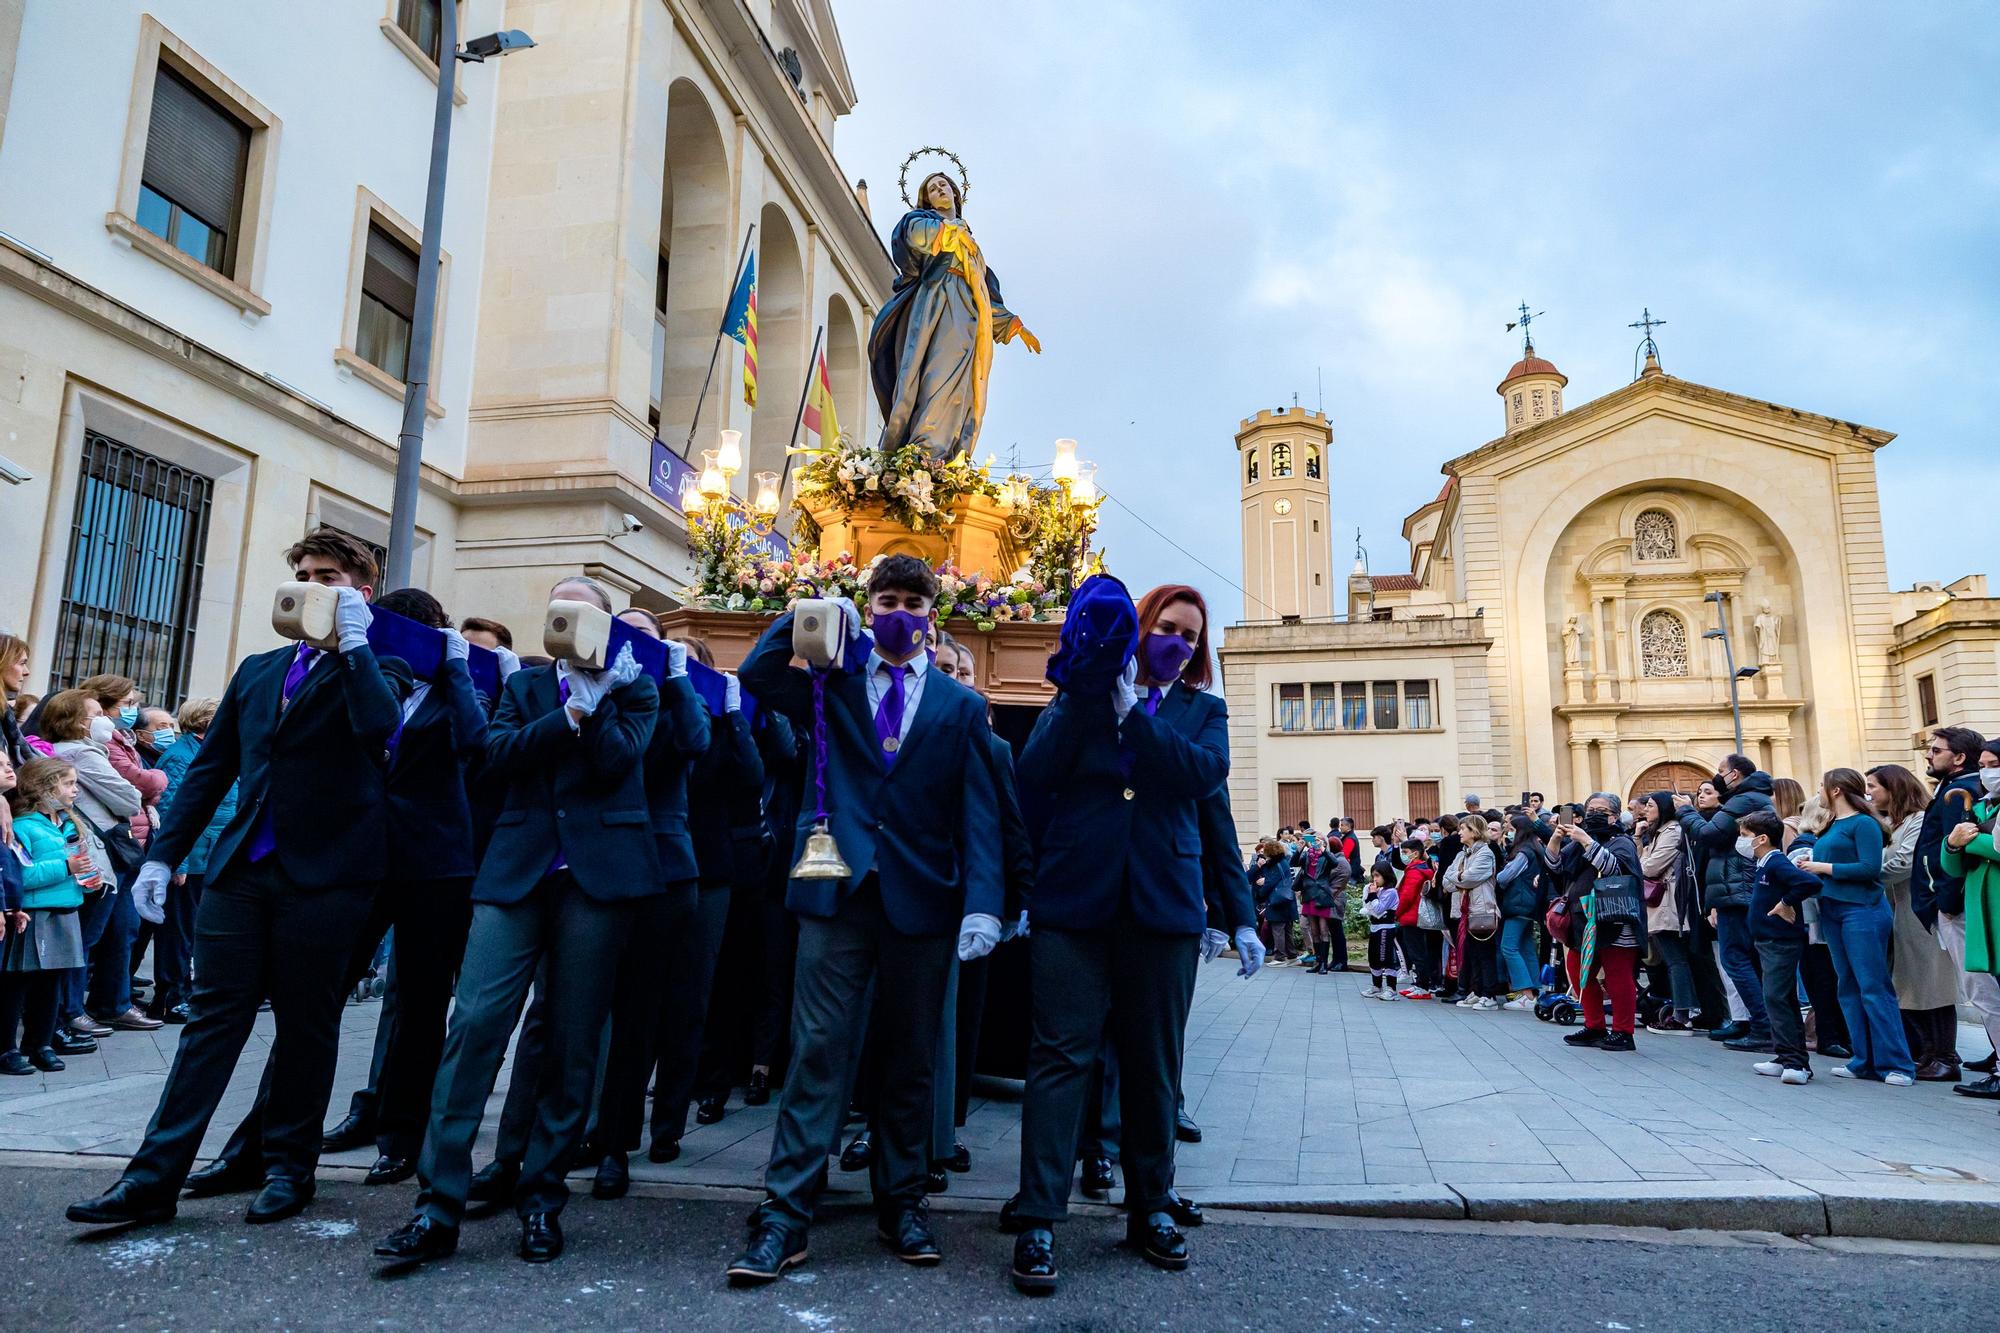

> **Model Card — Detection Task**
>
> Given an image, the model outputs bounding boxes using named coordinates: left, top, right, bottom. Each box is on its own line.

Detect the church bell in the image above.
left=791, top=819, right=852, bottom=880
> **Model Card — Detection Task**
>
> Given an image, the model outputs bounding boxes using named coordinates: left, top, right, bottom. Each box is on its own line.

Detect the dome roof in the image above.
left=1497, top=351, right=1567, bottom=393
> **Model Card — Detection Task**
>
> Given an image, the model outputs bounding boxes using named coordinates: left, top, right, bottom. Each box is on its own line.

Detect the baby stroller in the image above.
left=1533, top=959, right=1579, bottom=1025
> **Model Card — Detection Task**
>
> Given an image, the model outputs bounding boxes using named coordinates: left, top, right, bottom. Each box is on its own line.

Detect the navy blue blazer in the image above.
left=689, top=711, right=764, bottom=890
left=385, top=658, right=489, bottom=882
left=149, top=643, right=401, bottom=889
left=1201, top=783, right=1258, bottom=936
left=739, top=612, right=1002, bottom=937
left=1017, top=680, right=1230, bottom=936
left=639, top=675, right=711, bottom=887
left=986, top=733, right=1036, bottom=922
left=473, top=665, right=660, bottom=905
left=755, top=709, right=805, bottom=900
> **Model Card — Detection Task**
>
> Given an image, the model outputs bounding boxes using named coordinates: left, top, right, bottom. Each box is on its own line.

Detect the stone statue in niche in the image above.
left=1561, top=615, right=1583, bottom=670
left=1754, top=601, right=1782, bottom=664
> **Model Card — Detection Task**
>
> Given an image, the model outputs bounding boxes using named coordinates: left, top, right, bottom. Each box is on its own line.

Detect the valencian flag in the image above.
left=800, top=345, right=839, bottom=445
left=722, top=253, right=758, bottom=407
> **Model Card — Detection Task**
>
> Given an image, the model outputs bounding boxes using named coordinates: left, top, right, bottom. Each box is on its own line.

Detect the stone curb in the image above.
left=1202, top=1177, right=2000, bottom=1243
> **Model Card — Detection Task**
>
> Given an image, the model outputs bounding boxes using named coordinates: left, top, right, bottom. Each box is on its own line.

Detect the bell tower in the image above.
left=1237, top=406, right=1333, bottom=621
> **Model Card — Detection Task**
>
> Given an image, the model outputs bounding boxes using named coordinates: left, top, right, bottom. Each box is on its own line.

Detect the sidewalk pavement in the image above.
left=6, top=955, right=2000, bottom=1241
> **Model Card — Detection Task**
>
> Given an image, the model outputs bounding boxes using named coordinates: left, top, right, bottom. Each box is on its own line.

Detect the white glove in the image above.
left=724, top=674, right=742, bottom=712
left=1111, top=655, right=1138, bottom=722
left=557, top=661, right=606, bottom=726
left=132, top=861, right=171, bottom=925
left=1001, top=909, right=1030, bottom=942
left=834, top=599, right=870, bottom=670
left=334, top=586, right=373, bottom=653
left=666, top=639, right=689, bottom=678
left=1234, top=926, right=1266, bottom=979
left=442, top=627, right=469, bottom=662
left=495, top=646, right=522, bottom=680
left=1200, top=927, right=1228, bottom=963
left=605, top=642, right=643, bottom=689
left=956, top=912, right=1002, bottom=962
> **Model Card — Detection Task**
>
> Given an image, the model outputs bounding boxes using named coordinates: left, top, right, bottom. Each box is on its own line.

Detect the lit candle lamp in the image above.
left=752, top=470, right=782, bottom=517
left=699, top=449, right=727, bottom=499
left=1073, top=461, right=1098, bottom=505
left=716, top=428, right=744, bottom=476
left=1051, top=438, right=1079, bottom=483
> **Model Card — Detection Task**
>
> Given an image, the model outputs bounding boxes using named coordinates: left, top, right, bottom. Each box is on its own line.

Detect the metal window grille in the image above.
left=50, top=431, right=213, bottom=708
left=1275, top=683, right=1305, bottom=733
left=1309, top=683, right=1338, bottom=731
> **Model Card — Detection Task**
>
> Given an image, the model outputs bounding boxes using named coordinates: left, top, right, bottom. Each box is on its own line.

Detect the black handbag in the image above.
left=78, top=811, right=143, bottom=885
left=1591, top=873, right=1646, bottom=932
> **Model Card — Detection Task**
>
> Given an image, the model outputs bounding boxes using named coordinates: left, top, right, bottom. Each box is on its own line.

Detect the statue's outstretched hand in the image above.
left=1017, top=326, right=1042, bottom=354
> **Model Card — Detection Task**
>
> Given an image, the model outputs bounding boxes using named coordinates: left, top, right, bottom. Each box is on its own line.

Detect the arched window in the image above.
left=1639, top=609, right=1690, bottom=677
left=1245, top=448, right=1259, bottom=484
left=1633, top=508, right=1678, bottom=561
left=1271, top=442, right=1292, bottom=477
left=1306, top=444, right=1321, bottom=479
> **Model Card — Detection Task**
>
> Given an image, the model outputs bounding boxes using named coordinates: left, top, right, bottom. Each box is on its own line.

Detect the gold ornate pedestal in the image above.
left=796, top=492, right=1026, bottom=579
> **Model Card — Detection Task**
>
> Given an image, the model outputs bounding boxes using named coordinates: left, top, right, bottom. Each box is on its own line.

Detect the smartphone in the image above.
left=1554, top=809, right=1576, bottom=828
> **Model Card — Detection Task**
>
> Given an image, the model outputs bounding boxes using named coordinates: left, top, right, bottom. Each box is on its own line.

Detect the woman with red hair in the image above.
left=1005, top=581, right=1256, bottom=1295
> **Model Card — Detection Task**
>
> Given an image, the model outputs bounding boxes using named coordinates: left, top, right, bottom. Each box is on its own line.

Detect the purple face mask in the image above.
left=871, top=608, right=930, bottom=660
left=1139, top=631, right=1195, bottom=683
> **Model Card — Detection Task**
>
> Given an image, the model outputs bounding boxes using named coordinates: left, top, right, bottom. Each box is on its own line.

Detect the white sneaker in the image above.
left=1383, top=988, right=1404, bottom=1001
left=1884, top=1072, right=1914, bottom=1087
left=1455, top=996, right=1479, bottom=1008
left=1781, top=1067, right=1813, bottom=1085
left=1502, top=996, right=1536, bottom=1011
left=1474, top=997, right=1501, bottom=1011
left=1753, top=1060, right=1785, bottom=1078
left=1829, top=1065, right=1857, bottom=1079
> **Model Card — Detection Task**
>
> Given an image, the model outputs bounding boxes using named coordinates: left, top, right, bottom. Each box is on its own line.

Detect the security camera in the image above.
left=460, top=29, right=536, bottom=62
left=617, top=511, right=644, bottom=536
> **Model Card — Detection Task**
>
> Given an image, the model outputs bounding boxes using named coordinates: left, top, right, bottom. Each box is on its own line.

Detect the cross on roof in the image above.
left=1505, top=302, right=1545, bottom=354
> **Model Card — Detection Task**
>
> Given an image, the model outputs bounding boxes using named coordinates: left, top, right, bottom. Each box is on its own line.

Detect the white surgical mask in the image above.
left=1980, top=769, right=2000, bottom=797
left=88, top=716, right=115, bottom=745
left=1734, top=835, right=1757, bottom=860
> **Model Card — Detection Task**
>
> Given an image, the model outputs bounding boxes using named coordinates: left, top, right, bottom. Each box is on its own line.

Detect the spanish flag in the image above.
left=800, top=345, right=839, bottom=446
left=722, top=253, right=758, bottom=408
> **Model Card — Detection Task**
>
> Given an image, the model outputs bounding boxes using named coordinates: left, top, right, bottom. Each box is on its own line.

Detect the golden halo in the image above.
left=899, top=146, right=971, bottom=209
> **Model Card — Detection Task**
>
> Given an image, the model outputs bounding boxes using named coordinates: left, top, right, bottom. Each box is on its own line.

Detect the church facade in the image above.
left=1219, top=342, right=1996, bottom=844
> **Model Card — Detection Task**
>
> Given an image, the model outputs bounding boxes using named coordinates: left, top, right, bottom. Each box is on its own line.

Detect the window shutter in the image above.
left=143, top=67, right=249, bottom=236
left=364, top=224, right=420, bottom=321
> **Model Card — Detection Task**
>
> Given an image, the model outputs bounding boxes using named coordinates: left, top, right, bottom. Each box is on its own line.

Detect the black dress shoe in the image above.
left=245, top=1177, right=314, bottom=1224
left=839, top=1131, right=872, bottom=1172
left=519, top=1211, right=564, bottom=1262
left=365, top=1155, right=417, bottom=1186
left=161, top=1003, right=190, bottom=1025
left=695, top=1095, right=727, bottom=1125
left=998, top=1193, right=1025, bottom=1234
left=0, top=1051, right=31, bottom=1076
left=1011, top=1228, right=1058, bottom=1295
left=1707, top=1020, right=1747, bottom=1043
left=29, top=1048, right=65, bottom=1074
left=728, top=1222, right=808, bottom=1284
left=1956, top=1074, right=2000, bottom=1099
left=50, top=1030, right=97, bottom=1056
left=1174, top=1112, right=1202, bottom=1144
left=947, top=1141, right=971, bottom=1173
left=321, top=1110, right=377, bottom=1154
left=646, top=1138, right=681, bottom=1165
left=1723, top=1033, right=1776, bottom=1053
left=183, top=1156, right=262, bottom=1199
left=1820, top=1043, right=1852, bottom=1060
left=376, top=1213, right=458, bottom=1265
left=592, top=1151, right=629, bottom=1200
left=1126, top=1211, right=1189, bottom=1271
left=67, top=1180, right=176, bottom=1228
left=924, top=1168, right=948, bottom=1194
left=1081, top=1155, right=1115, bottom=1197
left=877, top=1205, right=941, bottom=1265
left=1968, top=1051, right=1998, bottom=1075
left=744, top=1069, right=771, bottom=1106
left=1165, top=1190, right=1204, bottom=1228
left=467, top=1159, right=520, bottom=1203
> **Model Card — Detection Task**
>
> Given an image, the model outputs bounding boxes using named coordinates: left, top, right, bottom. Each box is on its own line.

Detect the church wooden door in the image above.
left=1628, top=761, right=1713, bottom=804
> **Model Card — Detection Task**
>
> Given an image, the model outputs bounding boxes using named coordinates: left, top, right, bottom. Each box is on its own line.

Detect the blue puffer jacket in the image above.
left=155, top=733, right=238, bottom=877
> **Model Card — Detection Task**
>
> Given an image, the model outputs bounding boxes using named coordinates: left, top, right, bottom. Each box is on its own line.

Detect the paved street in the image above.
left=7, top=956, right=2000, bottom=1211
left=5, top=1165, right=1995, bottom=1332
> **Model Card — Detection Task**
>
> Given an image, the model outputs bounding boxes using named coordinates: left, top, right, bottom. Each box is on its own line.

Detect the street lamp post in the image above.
left=383, top=14, right=536, bottom=590
left=1701, top=590, right=1760, bottom=756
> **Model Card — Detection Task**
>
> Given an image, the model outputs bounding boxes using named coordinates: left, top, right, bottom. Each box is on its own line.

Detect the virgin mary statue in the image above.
left=867, top=166, right=1039, bottom=463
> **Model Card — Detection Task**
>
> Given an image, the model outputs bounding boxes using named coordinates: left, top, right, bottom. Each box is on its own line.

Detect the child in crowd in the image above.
left=2, top=756, right=93, bottom=1074
left=1363, top=867, right=1403, bottom=999
left=1395, top=841, right=1436, bottom=998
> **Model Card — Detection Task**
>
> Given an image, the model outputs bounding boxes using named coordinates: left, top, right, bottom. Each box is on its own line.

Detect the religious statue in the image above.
left=1754, top=600, right=1782, bottom=664
left=1561, top=615, right=1583, bottom=669
left=867, top=147, right=1039, bottom=463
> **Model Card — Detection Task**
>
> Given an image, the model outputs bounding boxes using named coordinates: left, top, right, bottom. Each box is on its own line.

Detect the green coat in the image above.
left=1940, top=798, right=2000, bottom=974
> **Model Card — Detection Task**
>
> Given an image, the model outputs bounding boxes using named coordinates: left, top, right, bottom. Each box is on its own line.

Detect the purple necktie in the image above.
left=874, top=663, right=908, bottom=765
left=549, top=677, right=571, bottom=875
left=1145, top=687, right=1164, bottom=716
left=246, top=645, right=320, bottom=862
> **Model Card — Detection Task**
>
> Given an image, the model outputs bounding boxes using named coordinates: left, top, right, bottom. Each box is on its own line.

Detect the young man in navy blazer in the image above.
left=67, top=531, right=402, bottom=1230
left=727, top=555, right=1003, bottom=1284
left=174, top=586, right=491, bottom=1205
left=376, top=576, right=661, bottom=1268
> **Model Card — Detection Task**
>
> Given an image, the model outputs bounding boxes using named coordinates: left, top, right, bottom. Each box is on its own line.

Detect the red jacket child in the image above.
left=1396, top=856, right=1432, bottom=928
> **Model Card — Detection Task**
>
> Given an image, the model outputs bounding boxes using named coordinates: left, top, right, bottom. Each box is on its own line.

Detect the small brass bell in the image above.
left=792, top=820, right=852, bottom=880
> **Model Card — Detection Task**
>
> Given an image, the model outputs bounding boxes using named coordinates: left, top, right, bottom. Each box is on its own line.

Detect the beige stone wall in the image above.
left=0, top=0, right=23, bottom=158
left=1892, top=598, right=2000, bottom=763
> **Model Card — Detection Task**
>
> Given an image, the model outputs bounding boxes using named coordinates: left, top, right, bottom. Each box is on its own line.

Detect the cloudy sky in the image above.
left=829, top=1, right=1998, bottom=624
